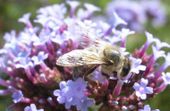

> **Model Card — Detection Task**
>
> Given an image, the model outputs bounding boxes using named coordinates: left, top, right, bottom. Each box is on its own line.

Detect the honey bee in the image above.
left=56, top=40, right=131, bottom=79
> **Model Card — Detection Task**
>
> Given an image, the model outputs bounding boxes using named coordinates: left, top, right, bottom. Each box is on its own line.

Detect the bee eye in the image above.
left=121, top=64, right=130, bottom=77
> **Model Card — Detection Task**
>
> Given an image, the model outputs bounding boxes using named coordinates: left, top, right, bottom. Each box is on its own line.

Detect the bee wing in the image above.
left=56, top=49, right=105, bottom=67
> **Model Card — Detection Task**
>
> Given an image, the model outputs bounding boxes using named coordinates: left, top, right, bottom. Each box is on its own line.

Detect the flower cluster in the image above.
left=106, top=0, right=166, bottom=32
left=0, top=1, right=170, bottom=111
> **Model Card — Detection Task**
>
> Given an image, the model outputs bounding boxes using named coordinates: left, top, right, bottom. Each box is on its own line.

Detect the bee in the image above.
left=56, top=40, right=131, bottom=79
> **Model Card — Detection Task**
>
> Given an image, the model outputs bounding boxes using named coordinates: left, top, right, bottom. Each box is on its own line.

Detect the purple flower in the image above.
left=106, top=0, right=145, bottom=32
left=53, top=78, right=94, bottom=110
left=24, top=104, right=44, bottom=111
left=137, top=31, right=155, bottom=57
left=162, top=72, right=170, bottom=85
left=162, top=53, right=170, bottom=70
left=112, top=12, right=127, bottom=27
left=76, top=97, right=95, bottom=111
left=142, top=0, right=166, bottom=27
left=18, top=28, right=40, bottom=46
left=31, top=51, right=48, bottom=66
left=67, top=1, right=80, bottom=10
left=15, top=57, right=33, bottom=69
left=111, top=28, right=134, bottom=47
left=122, top=106, right=128, bottom=111
left=35, top=4, right=66, bottom=27
left=145, top=32, right=155, bottom=45
left=18, top=13, right=32, bottom=27
left=139, top=105, right=160, bottom=111
left=129, top=57, right=146, bottom=74
left=67, top=1, right=80, bottom=17
left=77, top=3, right=100, bottom=19
left=84, top=3, right=100, bottom=15
left=154, top=38, right=170, bottom=50
left=152, top=45, right=165, bottom=61
left=133, top=78, right=153, bottom=100
left=3, top=31, right=17, bottom=45
left=106, top=0, right=166, bottom=32
left=12, top=90, right=24, bottom=103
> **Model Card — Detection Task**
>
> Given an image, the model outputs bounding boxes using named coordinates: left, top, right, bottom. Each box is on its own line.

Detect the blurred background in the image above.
left=0, top=0, right=170, bottom=110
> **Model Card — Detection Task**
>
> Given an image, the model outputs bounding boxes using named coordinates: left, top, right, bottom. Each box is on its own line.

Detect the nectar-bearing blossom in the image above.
left=12, top=90, right=24, bottom=103
left=24, top=104, right=44, bottom=111
left=53, top=78, right=94, bottom=111
left=0, top=1, right=169, bottom=111
left=106, top=0, right=166, bottom=32
left=139, top=105, right=160, bottom=111
left=162, top=72, right=170, bottom=85
left=129, top=57, right=146, bottom=74
left=133, top=78, right=153, bottom=100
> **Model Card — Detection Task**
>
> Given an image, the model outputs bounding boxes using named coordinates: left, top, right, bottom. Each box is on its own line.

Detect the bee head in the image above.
left=121, top=58, right=131, bottom=77
left=103, top=48, right=121, bottom=65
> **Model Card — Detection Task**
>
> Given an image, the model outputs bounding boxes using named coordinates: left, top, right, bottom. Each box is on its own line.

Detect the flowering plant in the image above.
left=106, top=0, right=166, bottom=32
left=0, top=1, right=170, bottom=111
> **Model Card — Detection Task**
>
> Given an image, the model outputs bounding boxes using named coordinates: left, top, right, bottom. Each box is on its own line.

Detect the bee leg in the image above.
left=83, top=65, right=99, bottom=81
left=84, top=65, right=98, bottom=76
left=116, top=69, right=123, bottom=80
left=72, top=65, right=99, bottom=80
left=72, top=66, right=83, bottom=80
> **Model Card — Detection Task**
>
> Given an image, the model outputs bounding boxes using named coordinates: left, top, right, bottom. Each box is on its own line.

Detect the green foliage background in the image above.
left=0, top=0, right=170, bottom=110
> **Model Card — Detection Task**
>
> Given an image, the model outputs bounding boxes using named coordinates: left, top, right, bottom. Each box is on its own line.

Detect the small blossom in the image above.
left=139, top=32, right=156, bottom=57
left=67, top=1, right=80, bottom=16
left=35, top=4, right=66, bottom=26
left=31, top=51, right=48, bottom=66
left=96, top=21, right=111, bottom=36
left=130, top=57, right=146, bottom=74
left=12, top=90, right=24, bottom=103
left=76, top=97, right=95, bottom=111
left=154, top=53, right=170, bottom=79
left=154, top=38, right=170, bottom=50
left=15, top=57, right=34, bottom=69
left=162, top=53, right=170, bottom=70
left=120, top=28, right=135, bottom=38
left=18, top=13, right=32, bottom=26
left=53, top=78, right=94, bottom=110
left=152, top=45, right=165, bottom=61
left=84, top=3, right=100, bottom=15
left=142, top=0, right=166, bottom=28
left=162, top=72, right=170, bottom=85
left=122, top=106, right=128, bottom=111
left=113, top=28, right=135, bottom=40
left=111, top=28, right=135, bottom=47
left=77, top=3, right=100, bottom=19
left=106, top=0, right=145, bottom=32
left=24, top=104, right=44, bottom=111
left=3, top=31, right=17, bottom=44
left=106, top=0, right=166, bottom=32
left=112, top=12, right=127, bottom=27
left=67, top=1, right=79, bottom=9
left=18, top=28, right=40, bottom=45
left=133, top=78, right=153, bottom=100
left=139, top=105, right=160, bottom=111
left=145, top=32, right=155, bottom=45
